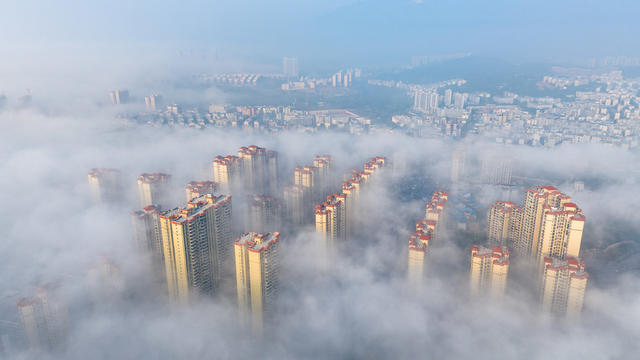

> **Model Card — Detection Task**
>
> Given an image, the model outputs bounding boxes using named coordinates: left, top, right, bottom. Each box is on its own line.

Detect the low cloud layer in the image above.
left=1, top=103, right=640, bottom=359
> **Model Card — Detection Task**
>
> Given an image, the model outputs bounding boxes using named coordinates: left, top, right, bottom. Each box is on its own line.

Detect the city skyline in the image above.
left=2, top=1, right=640, bottom=358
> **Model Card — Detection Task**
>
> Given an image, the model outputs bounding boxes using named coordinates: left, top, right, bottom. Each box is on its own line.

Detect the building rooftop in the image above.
left=160, top=194, right=231, bottom=224
left=137, top=173, right=171, bottom=184
left=235, top=232, right=280, bottom=252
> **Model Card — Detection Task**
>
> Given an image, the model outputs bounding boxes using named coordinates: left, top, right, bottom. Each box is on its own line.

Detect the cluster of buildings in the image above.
left=84, top=145, right=389, bottom=341
left=483, top=185, right=588, bottom=316
left=406, top=185, right=589, bottom=318
left=280, top=68, right=361, bottom=91
left=197, top=73, right=264, bottom=86
left=468, top=75, right=640, bottom=148
left=315, top=157, right=388, bottom=253
left=126, top=104, right=373, bottom=134
left=407, top=190, right=449, bottom=290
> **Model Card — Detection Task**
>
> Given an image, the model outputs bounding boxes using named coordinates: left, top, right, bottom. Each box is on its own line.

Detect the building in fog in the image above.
left=424, top=190, right=449, bottom=242
left=109, top=89, right=129, bottom=105
left=234, top=232, right=280, bottom=334
left=516, top=186, right=584, bottom=262
left=238, top=145, right=279, bottom=195
left=245, top=194, right=281, bottom=233
left=481, top=156, right=513, bottom=185
left=450, top=149, right=466, bottom=183
left=407, top=219, right=434, bottom=291
left=137, top=173, right=172, bottom=209
left=212, top=155, right=240, bottom=193
left=282, top=57, right=299, bottom=77
left=487, top=201, right=523, bottom=246
left=17, top=284, right=68, bottom=351
left=131, top=205, right=164, bottom=274
left=283, top=185, right=308, bottom=226
left=313, top=155, right=333, bottom=193
left=315, top=156, right=387, bottom=248
left=315, top=193, right=347, bottom=248
left=185, top=181, right=217, bottom=201
left=541, top=256, right=588, bottom=317
left=87, top=168, right=122, bottom=203
left=469, top=245, right=510, bottom=299
left=144, top=94, right=162, bottom=110
left=159, top=194, right=232, bottom=303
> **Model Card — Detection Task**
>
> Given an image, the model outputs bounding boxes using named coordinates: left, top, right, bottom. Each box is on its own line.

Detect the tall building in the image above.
left=283, top=57, right=299, bottom=77
left=469, top=245, right=510, bottom=298
left=407, top=219, right=434, bottom=291
left=234, top=232, right=280, bottom=334
left=481, top=156, right=513, bottom=185
left=314, top=156, right=388, bottom=247
left=109, top=89, right=129, bottom=105
left=159, top=194, right=232, bottom=303
left=137, top=173, right=172, bottom=209
left=237, top=145, right=279, bottom=195
left=313, top=155, right=333, bottom=193
left=283, top=185, right=308, bottom=226
left=487, top=201, right=523, bottom=246
left=144, top=94, right=162, bottom=110
left=17, top=284, right=68, bottom=351
left=535, top=202, right=585, bottom=264
left=424, top=190, right=449, bottom=242
left=87, top=168, right=122, bottom=203
left=453, top=92, right=467, bottom=109
left=245, top=195, right=281, bottom=233
left=444, top=89, right=453, bottom=106
left=541, top=256, right=588, bottom=317
left=450, top=149, right=466, bottom=183
left=131, top=205, right=164, bottom=272
left=315, top=193, right=347, bottom=248
left=185, top=181, right=217, bottom=201
left=517, top=186, right=574, bottom=260
left=212, top=155, right=240, bottom=193
left=413, top=90, right=439, bottom=113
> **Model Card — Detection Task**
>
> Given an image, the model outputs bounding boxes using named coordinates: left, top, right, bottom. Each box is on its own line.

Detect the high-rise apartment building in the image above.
left=234, top=232, right=280, bottom=334
left=517, top=186, right=579, bottom=261
left=487, top=201, right=523, bottom=246
left=444, top=89, right=453, bottom=106
left=541, top=256, right=588, bottom=317
left=144, top=94, right=162, bottom=110
left=283, top=57, right=299, bottom=77
left=17, top=284, right=68, bottom=351
left=131, top=205, right=164, bottom=272
left=424, top=190, right=449, bottom=242
left=315, top=156, right=388, bottom=247
left=87, top=168, right=122, bottom=203
left=481, top=155, right=513, bottom=185
left=212, top=155, right=240, bottom=193
left=283, top=185, right=308, bottom=226
left=137, top=173, right=172, bottom=209
left=185, top=181, right=217, bottom=201
left=450, top=149, right=466, bottom=182
left=237, top=145, right=279, bottom=195
left=313, top=155, right=333, bottom=193
left=294, top=165, right=318, bottom=200
left=245, top=195, right=281, bottom=233
left=315, top=193, right=347, bottom=248
left=159, top=194, right=232, bottom=303
left=407, top=219, right=434, bottom=291
left=469, top=245, right=510, bottom=298
left=109, top=89, right=129, bottom=105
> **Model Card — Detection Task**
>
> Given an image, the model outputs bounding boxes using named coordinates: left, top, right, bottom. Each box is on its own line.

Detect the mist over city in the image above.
left=1, top=1, right=640, bottom=359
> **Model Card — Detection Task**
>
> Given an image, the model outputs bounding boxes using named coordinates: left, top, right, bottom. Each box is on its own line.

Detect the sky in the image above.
left=1, top=0, right=639, bottom=72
